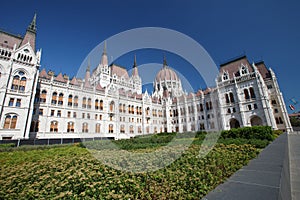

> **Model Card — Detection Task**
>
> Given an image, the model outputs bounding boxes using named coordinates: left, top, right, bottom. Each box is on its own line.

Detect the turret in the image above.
left=100, top=41, right=108, bottom=66
left=21, top=14, right=37, bottom=51
left=84, top=59, right=91, bottom=88
left=132, top=55, right=139, bottom=77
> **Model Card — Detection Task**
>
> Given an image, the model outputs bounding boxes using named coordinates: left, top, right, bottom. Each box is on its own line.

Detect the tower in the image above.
left=131, top=55, right=142, bottom=94
left=0, top=14, right=41, bottom=139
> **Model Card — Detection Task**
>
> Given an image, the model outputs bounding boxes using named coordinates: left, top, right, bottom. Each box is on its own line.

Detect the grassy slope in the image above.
left=0, top=136, right=261, bottom=199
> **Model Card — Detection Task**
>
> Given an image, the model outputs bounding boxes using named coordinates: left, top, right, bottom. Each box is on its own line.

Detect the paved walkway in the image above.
left=204, top=133, right=293, bottom=200
left=289, top=133, right=300, bottom=199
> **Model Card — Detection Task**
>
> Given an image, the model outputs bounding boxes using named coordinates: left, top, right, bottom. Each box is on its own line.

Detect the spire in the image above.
left=103, top=40, right=107, bottom=54
left=163, top=54, right=167, bottom=68
left=21, top=13, right=37, bottom=51
left=84, top=61, right=91, bottom=88
left=100, top=41, right=108, bottom=66
left=27, top=13, right=37, bottom=33
left=132, top=55, right=139, bottom=77
left=86, top=58, right=91, bottom=72
left=133, top=54, right=137, bottom=68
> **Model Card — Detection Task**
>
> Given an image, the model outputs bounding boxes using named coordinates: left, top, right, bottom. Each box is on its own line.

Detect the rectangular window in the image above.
left=51, top=110, right=55, bottom=116
left=8, top=98, right=14, bottom=106
left=67, top=111, right=71, bottom=118
left=254, top=104, right=258, bottom=109
left=73, top=112, right=77, bottom=118
left=57, top=110, right=61, bottom=117
left=82, top=113, right=85, bottom=119
left=248, top=105, right=252, bottom=110
left=16, top=99, right=21, bottom=107
left=99, top=115, right=102, bottom=120
left=87, top=113, right=90, bottom=119
left=39, top=109, right=43, bottom=116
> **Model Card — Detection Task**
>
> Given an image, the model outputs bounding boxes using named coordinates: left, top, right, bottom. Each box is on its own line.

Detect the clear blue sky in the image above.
left=1, top=0, right=300, bottom=112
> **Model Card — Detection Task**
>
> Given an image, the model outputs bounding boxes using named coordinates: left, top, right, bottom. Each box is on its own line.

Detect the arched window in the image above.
left=200, top=104, right=203, bottom=112
left=249, top=87, right=256, bottom=99
left=95, top=99, right=99, bottom=110
left=20, top=77, right=26, bottom=91
left=244, top=89, right=250, bottom=100
left=82, top=97, right=87, bottom=108
left=131, top=105, right=134, bottom=114
left=223, top=72, right=228, bottom=81
left=206, top=102, right=209, bottom=110
left=67, top=122, right=74, bottom=132
left=109, top=124, right=113, bottom=133
left=11, top=75, right=19, bottom=90
left=128, top=105, right=131, bottom=113
left=123, top=104, right=126, bottom=113
left=40, top=90, right=47, bottom=103
left=74, top=96, right=78, bottom=107
left=138, top=126, right=142, bottom=133
left=146, top=107, right=150, bottom=115
left=241, top=65, right=248, bottom=75
left=225, top=93, right=230, bottom=104
left=95, top=123, right=101, bottom=133
left=130, top=125, right=134, bottom=134
left=82, top=123, right=88, bottom=133
left=50, top=121, right=58, bottom=132
left=100, top=100, right=103, bottom=110
left=58, top=93, right=64, bottom=105
left=87, top=98, right=92, bottom=109
left=68, top=95, right=73, bottom=106
left=209, top=101, right=213, bottom=109
left=109, top=101, right=115, bottom=112
left=3, top=114, right=17, bottom=129
left=11, top=71, right=27, bottom=92
left=119, top=103, right=123, bottom=112
left=51, top=92, right=57, bottom=105
left=229, top=92, right=235, bottom=103
left=120, top=124, right=125, bottom=133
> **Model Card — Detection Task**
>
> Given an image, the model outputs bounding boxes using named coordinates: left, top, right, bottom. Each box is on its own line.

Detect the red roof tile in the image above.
left=54, top=73, right=67, bottom=83
left=255, top=61, right=271, bottom=79
left=111, top=64, right=129, bottom=79
left=219, top=55, right=253, bottom=79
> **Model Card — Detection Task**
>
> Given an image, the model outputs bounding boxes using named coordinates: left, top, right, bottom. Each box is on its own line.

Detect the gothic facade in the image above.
left=0, top=15, right=292, bottom=140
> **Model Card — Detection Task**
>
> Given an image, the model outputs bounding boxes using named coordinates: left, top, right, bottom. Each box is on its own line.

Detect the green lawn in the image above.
left=0, top=128, right=278, bottom=199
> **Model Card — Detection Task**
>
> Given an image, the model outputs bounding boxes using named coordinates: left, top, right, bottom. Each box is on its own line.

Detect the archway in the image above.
left=229, top=118, right=240, bottom=129
left=250, top=116, right=262, bottom=126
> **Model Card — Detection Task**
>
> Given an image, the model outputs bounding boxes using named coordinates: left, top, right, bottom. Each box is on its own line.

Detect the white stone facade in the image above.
left=0, top=16, right=293, bottom=140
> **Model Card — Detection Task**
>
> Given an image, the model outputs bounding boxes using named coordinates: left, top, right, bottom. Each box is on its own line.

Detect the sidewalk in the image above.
left=204, top=133, right=291, bottom=200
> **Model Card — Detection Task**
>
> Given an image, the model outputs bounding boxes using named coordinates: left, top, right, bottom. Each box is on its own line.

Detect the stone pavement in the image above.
left=204, top=132, right=300, bottom=200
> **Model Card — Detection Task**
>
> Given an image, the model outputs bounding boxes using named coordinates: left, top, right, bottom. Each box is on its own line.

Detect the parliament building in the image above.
left=0, top=15, right=292, bottom=140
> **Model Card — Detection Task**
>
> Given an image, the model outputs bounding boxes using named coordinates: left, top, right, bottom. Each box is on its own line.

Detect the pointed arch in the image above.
left=229, top=118, right=240, bottom=129
left=250, top=116, right=262, bottom=126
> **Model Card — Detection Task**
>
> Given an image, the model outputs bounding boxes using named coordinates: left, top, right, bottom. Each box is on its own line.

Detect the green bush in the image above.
left=221, top=126, right=274, bottom=141
left=218, top=138, right=270, bottom=148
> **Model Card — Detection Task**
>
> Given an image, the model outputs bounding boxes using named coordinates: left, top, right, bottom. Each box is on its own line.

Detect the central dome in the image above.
left=155, top=66, right=179, bottom=82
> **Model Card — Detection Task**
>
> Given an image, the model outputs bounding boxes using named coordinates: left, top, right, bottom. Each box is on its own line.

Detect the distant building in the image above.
left=0, top=15, right=292, bottom=140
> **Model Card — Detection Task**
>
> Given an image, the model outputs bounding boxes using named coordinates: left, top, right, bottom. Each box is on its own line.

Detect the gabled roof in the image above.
left=54, top=73, right=67, bottom=83
left=110, top=64, right=129, bottom=79
left=219, top=55, right=253, bottom=79
left=39, top=69, right=49, bottom=79
left=70, top=77, right=80, bottom=85
left=255, top=61, right=271, bottom=79
left=0, top=30, right=23, bottom=49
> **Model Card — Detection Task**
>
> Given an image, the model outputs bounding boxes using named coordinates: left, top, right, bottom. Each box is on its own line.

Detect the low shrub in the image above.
left=221, top=126, right=274, bottom=141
